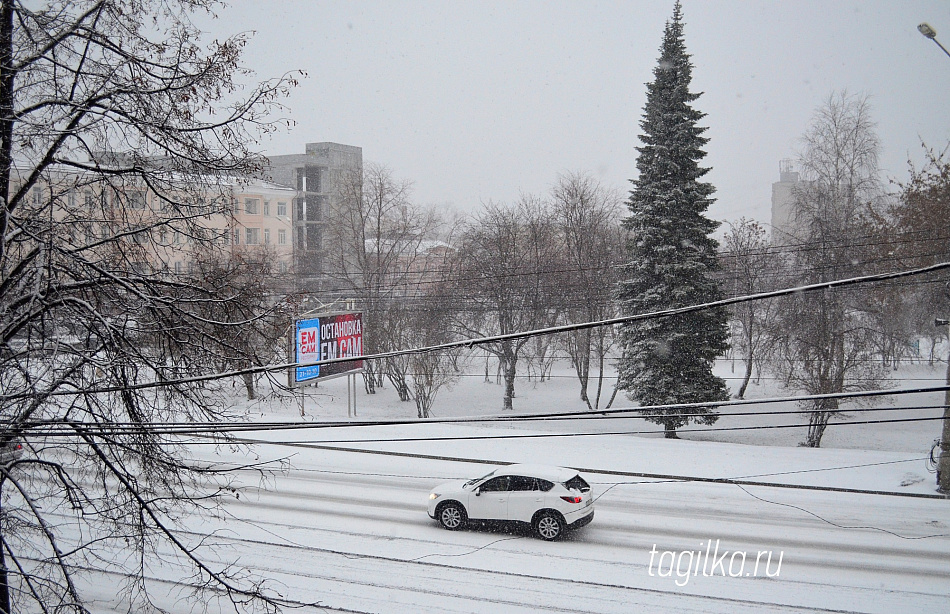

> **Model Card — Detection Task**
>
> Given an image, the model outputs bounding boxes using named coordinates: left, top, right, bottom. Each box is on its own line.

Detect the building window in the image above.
left=233, top=228, right=240, bottom=245
left=232, top=199, right=241, bottom=215
left=263, top=228, right=271, bottom=245
left=128, top=190, right=146, bottom=209
left=278, top=229, right=287, bottom=245
left=277, top=201, right=287, bottom=217
left=244, top=198, right=260, bottom=215
left=174, top=261, right=183, bottom=275
left=245, top=227, right=259, bottom=245
left=263, top=201, right=271, bottom=216
left=279, top=261, right=288, bottom=274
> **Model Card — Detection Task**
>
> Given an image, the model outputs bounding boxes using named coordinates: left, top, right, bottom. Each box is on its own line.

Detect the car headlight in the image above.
left=429, top=493, right=441, bottom=500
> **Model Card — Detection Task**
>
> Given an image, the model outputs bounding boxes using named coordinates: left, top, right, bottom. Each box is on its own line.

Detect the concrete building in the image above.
left=771, top=159, right=801, bottom=244
left=15, top=141, right=364, bottom=298
left=265, top=143, right=363, bottom=292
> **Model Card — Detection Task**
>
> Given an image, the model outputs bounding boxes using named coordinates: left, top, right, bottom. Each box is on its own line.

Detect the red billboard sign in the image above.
left=292, top=312, right=364, bottom=386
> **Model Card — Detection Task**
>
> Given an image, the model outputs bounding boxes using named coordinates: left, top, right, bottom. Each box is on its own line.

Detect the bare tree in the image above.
left=771, top=91, right=888, bottom=447
left=186, top=247, right=294, bottom=400
left=889, top=143, right=950, bottom=492
left=550, top=172, right=624, bottom=409
left=453, top=198, right=561, bottom=411
left=890, top=144, right=950, bottom=356
left=403, top=287, right=461, bottom=418
left=721, top=218, right=781, bottom=398
left=0, top=1, right=299, bottom=611
left=325, top=163, right=441, bottom=398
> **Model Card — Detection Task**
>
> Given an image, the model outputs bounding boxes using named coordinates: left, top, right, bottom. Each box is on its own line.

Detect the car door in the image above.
left=466, top=475, right=510, bottom=520
left=506, top=476, right=545, bottom=523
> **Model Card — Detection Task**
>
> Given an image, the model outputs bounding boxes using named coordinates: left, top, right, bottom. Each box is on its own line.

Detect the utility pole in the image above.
left=917, top=22, right=950, bottom=494
left=936, top=318, right=950, bottom=494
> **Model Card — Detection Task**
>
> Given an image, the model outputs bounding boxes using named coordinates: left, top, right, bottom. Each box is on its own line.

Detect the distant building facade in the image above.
left=265, top=143, right=363, bottom=292
left=770, top=159, right=801, bottom=244
left=11, top=169, right=297, bottom=298
left=15, top=141, right=366, bottom=298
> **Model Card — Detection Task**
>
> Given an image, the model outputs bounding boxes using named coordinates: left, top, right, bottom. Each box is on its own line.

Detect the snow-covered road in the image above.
left=176, top=438, right=949, bottom=614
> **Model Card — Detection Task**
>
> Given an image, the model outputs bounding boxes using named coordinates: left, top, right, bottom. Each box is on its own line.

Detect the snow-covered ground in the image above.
left=86, top=359, right=950, bottom=612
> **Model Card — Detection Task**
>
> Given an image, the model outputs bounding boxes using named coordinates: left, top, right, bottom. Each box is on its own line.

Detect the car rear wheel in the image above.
left=437, top=502, right=466, bottom=531
left=533, top=511, right=564, bottom=541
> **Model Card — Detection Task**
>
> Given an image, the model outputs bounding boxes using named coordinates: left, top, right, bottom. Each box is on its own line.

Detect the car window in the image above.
left=536, top=479, right=554, bottom=492
left=508, top=476, right=537, bottom=491
left=478, top=476, right=510, bottom=492
left=465, top=469, right=495, bottom=487
left=564, top=475, right=591, bottom=493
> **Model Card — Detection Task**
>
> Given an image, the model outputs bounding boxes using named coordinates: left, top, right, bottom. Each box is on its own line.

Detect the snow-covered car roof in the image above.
left=492, top=464, right=583, bottom=483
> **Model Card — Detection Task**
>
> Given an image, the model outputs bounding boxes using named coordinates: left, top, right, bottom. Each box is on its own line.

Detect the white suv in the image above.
left=428, top=464, right=594, bottom=541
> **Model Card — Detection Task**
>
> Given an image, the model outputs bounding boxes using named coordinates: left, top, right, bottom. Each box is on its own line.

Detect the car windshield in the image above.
left=464, top=470, right=496, bottom=487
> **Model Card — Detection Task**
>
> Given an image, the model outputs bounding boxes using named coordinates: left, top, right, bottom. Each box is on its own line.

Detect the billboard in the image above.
left=292, top=312, right=364, bottom=386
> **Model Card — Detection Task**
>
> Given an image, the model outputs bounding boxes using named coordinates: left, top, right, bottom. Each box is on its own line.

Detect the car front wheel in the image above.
left=437, top=502, right=466, bottom=531
left=533, top=511, right=564, bottom=541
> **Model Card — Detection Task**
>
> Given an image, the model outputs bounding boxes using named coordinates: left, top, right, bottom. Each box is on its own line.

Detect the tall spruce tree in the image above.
left=616, top=2, right=730, bottom=438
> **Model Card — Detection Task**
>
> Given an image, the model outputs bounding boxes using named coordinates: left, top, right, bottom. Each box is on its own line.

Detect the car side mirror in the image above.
left=474, top=488, right=481, bottom=496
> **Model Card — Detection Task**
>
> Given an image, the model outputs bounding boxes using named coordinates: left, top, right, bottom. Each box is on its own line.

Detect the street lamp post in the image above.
left=936, top=318, right=950, bottom=494
left=919, top=22, right=950, bottom=494
left=918, top=22, right=950, bottom=59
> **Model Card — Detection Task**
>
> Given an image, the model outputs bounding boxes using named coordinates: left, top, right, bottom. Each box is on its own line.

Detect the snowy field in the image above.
left=83, top=359, right=949, bottom=613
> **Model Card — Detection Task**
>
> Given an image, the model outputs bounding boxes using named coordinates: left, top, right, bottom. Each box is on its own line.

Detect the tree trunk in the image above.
left=736, top=358, right=753, bottom=399
left=502, top=352, right=517, bottom=411
left=736, top=310, right=755, bottom=399
left=663, top=422, right=679, bottom=439
left=242, top=371, right=256, bottom=400
left=604, top=381, right=620, bottom=410
left=593, top=347, right=606, bottom=410
left=0, top=0, right=14, bottom=268
left=0, top=481, right=9, bottom=614
left=363, top=360, right=377, bottom=394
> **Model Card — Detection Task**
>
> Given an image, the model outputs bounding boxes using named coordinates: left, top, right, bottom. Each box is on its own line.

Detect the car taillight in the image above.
left=560, top=495, right=582, bottom=504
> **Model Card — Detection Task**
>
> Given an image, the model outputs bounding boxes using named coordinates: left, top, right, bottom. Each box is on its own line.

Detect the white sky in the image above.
left=200, top=0, right=950, bottom=226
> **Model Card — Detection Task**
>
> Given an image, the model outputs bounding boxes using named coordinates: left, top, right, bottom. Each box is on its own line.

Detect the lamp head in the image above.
left=919, top=22, right=938, bottom=39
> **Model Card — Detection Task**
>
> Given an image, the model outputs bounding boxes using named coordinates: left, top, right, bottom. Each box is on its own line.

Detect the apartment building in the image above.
left=223, top=180, right=296, bottom=277
left=12, top=167, right=295, bottom=282
left=13, top=141, right=366, bottom=296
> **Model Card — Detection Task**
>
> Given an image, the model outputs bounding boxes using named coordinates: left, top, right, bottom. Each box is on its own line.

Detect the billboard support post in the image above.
left=346, top=374, right=355, bottom=418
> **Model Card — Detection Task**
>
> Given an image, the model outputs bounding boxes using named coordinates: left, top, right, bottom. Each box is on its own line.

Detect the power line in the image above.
left=4, top=261, right=949, bottom=403
left=247, top=228, right=950, bottom=301
left=196, top=415, right=946, bottom=445
left=13, top=385, right=950, bottom=437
